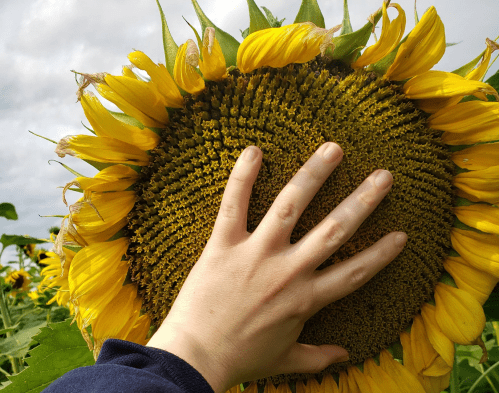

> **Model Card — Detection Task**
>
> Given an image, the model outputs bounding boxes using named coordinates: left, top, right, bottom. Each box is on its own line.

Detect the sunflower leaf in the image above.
left=340, top=0, right=353, bottom=35
left=0, top=318, right=95, bottom=393
left=191, top=0, right=240, bottom=67
left=485, top=69, right=499, bottom=96
left=294, top=0, right=325, bottom=28
left=156, top=0, right=178, bottom=76
left=108, top=110, right=145, bottom=129
left=0, top=235, right=46, bottom=249
left=247, top=0, right=271, bottom=34
left=332, top=8, right=384, bottom=63
left=261, top=7, right=285, bottom=28
left=0, top=203, right=18, bottom=220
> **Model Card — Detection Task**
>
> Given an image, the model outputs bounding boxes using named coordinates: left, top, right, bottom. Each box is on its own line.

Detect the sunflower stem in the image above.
left=479, top=363, right=499, bottom=393
left=469, top=361, right=499, bottom=393
left=0, top=284, right=19, bottom=375
left=449, top=345, right=459, bottom=393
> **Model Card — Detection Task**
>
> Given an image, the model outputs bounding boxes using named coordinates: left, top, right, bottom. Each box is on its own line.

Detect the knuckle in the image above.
left=219, top=200, right=239, bottom=219
left=299, top=165, right=323, bottom=183
left=323, top=220, right=349, bottom=247
left=347, top=264, right=368, bottom=289
left=357, top=189, right=377, bottom=208
left=274, top=201, right=299, bottom=222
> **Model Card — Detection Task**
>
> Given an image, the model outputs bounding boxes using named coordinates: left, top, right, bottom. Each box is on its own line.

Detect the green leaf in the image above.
left=247, top=0, right=271, bottom=34
left=241, top=27, right=250, bottom=39
left=484, top=286, right=499, bottom=322
left=0, top=323, right=46, bottom=358
left=0, top=324, right=19, bottom=335
left=156, top=0, right=178, bottom=76
left=47, top=160, right=84, bottom=178
left=1, top=319, right=95, bottom=393
left=109, top=110, right=145, bottom=129
left=340, top=0, right=353, bottom=35
left=0, top=235, right=46, bottom=249
left=0, top=204, right=18, bottom=221
left=261, top=7, right=285, bottom=28
left=486, top=69, right=499, bottom=93
left=191, top=0, right=240, bottom=67
left=293, top=0, right=325, bottom=28
left=331, top=9, right=384, bottom=63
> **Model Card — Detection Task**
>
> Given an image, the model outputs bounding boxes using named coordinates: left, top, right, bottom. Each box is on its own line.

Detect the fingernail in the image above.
left=374, top=170, right=392, bottom=189
left=323, top=143, right=341, bottom=163
left=395, top=232, right=407, bottom=247
left=242, top=146, right=258, bottom=161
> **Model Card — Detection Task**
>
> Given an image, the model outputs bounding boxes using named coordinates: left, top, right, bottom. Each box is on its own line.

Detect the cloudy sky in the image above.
left=1, top=0, right=499, bottom=264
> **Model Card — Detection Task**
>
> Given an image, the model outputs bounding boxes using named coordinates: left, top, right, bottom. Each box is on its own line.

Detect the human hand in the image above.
left=146, top=143, right=407, bottom=393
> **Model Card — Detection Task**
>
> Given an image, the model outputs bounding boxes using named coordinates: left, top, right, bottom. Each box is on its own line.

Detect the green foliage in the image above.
left=294, top=0, right=325, bottom=28
left=247, top=0, right=271, bottom=35
left=156, top=0, right=178, bottom=77
left=1, top=319, right=95, bottom=393
left=191, top=0, right=240, bottom=67
left=0, top=204, right=18, bottom=221
left=0, top=235, right=46, bottom=250
left=241, top=6, right=284, bottom=39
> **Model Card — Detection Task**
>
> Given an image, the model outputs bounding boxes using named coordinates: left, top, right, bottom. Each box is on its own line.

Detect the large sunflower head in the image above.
left=5, top=269, right=31, bottom=296
left=49, top=0, right=499, bottom=390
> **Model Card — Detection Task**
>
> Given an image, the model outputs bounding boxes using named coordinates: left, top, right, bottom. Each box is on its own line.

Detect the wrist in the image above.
left=147, top=323, right=233, bottom=393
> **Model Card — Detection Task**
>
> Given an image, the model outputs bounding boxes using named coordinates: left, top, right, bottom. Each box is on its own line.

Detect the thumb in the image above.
left=278, top=343, right=350, bottom=375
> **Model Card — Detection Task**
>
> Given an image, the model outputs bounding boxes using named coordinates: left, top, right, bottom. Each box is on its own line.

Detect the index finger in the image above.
left=211, top=146, right=262, bottom=244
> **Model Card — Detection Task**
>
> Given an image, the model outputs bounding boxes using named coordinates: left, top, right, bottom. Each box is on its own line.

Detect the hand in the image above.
left=146, top=143, right=407, bottom=393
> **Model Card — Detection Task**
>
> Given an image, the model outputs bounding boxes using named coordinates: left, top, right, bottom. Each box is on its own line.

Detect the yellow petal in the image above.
left=276, top=382, right=292, bottom=393
left=363, top=358, right=400, bottom=393
left=378, top=350, right=425, bottom=393
left=430, top=101, right=499, bottom=145
left=385, top=7, right=445, bottom=81
left=122, top=65, right=138, bottom=79
left=411, top=314, right=452, bottom=376
left=125, top=314, right=150, bottom=346
left=400, top=332, right=451, bottom=393
left=434, top=283, right=486, bottom=345
left=74, top=165, right=139, bottom=193
left=55, top=135, right=150, bottom=166
left=77, top=217, right=128, bottom=244
left=404, top=71, right=497, bottom=100
left=307, top=378, right=321, bottom=393
left=174, top=40, right=206, bottom=95
left=443, top=256, right=498, bottom=305
left=320, top=374, right=339, bottom=393
left=81, top=92, right=160, bottom=151
left=68, top=238, right=129, bottom=328
left=296, top=380, right=307, bottom=393
left=451, top=143, right=499, bottom=171
left=97, top=78, right=168, bottom=128
left=420, top=303, right=455, bottom=367
left=352, top=3, right=406, bottom=68
left=454, top=204, right=499, bottom=235
left=92, top=284, right=141, bottom=357
left=451, top=228, right=499, bottom=278
left=128, top=50, right=184, bottom=108
left=338, top=370, right=359, bottom=393
left=466, top=38, right=499, bottom=81
left=237, top=22, right=340, bottom=74
left=199, top=27, right=227, bottom=81
left=264, top=381, right=277, bottom=393
left=70, top=191, right=135, bottom=233
left=348, top=366, right=382, bottom=393
left=453, top=166, right=499, bottom=204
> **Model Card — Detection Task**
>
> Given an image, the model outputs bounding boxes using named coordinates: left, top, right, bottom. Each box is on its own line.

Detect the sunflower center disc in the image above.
left=126, top=58, right=455, bottom=381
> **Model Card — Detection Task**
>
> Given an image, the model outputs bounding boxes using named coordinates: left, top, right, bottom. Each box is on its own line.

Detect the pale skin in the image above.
left=147, top=142, right=407, bottom=393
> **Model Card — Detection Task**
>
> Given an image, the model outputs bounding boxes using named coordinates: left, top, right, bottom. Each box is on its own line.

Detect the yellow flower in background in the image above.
left=47, top=0, right=499, bottom=391
left=5, top=269, right=31, bottom=296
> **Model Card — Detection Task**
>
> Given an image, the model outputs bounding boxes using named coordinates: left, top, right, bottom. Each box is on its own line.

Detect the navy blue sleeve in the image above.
left=42, top=339, right=215, bottom=393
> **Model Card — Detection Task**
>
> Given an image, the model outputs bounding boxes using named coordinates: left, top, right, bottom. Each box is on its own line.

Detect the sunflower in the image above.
left=5, top=269, right=31, bottom=296
left=49, top=0, right=499, bottom=391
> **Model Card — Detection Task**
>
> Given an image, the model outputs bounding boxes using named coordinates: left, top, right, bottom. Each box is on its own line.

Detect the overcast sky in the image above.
left=1, top=0, right=499, bottom=264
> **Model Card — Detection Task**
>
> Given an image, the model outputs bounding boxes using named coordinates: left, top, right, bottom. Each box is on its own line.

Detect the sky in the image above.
left=1, top=0, right=499, bottom=264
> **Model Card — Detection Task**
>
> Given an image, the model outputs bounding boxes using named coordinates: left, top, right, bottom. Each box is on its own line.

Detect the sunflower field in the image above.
left=3, top=0, right=499, bottom=391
